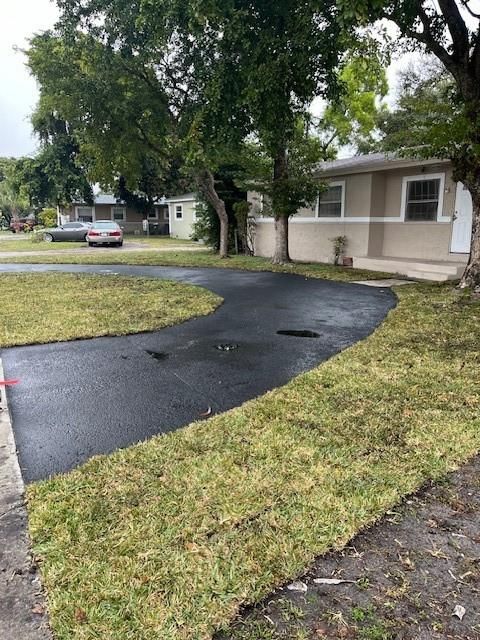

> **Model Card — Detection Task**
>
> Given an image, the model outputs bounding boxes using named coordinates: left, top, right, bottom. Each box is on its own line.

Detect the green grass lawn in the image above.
left=0, top=240, right=88, bottom=251
left=127, top=235, right=200, bottom=246
left=0, top=235, right=200, bottom=252
left=0, top=273, right=221, bottom=347
left=27, top=283, right=480, bottom=640
left=0, top=249, right=391, bottom=281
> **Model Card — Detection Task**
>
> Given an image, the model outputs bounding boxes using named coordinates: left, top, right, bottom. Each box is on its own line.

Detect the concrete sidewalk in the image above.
left=0, top=361, right=52, bottom=640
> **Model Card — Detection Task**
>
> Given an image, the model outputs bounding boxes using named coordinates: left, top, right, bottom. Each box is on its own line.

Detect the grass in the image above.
left=0, top=273, right=221, bottom=347
left=0, top=235, right=200, bottom=252
left=0, top=240, right=88, bottom=251
left=27, top=283, right=480, bottom=640
left=0, top=249, right=391, bottom=281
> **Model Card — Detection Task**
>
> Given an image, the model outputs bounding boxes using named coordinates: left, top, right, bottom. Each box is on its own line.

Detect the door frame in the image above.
left=450, top=182, right=473, bottom=254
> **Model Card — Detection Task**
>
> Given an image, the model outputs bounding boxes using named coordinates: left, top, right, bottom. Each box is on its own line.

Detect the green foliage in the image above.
left=38, top=207, right=57, bottom=227
left=192, top=168, right=247, bottom=250
left=319, top=46, right=389, bottom=154
left=377, top=57, right=465, bottom=160
left=12, top=110, right=93, bottom=209
left=0, top=158, right=30, bottom=221
left=331, top=235, right=348, bottom=266
left=337, top=2, right=480, bottom=177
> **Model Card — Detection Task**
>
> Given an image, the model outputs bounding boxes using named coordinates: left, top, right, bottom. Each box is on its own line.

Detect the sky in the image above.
left=0, top=1, right=475, bottom=159
left=0, top=0, right=59, bottom=158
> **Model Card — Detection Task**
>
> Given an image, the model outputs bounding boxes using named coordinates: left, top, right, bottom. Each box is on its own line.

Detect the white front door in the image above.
left=451, top=182, right=473, bottom=253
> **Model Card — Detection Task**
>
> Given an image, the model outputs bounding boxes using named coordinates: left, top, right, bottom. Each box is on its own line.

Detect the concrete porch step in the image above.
left=353, top=256, right=466, bottom=282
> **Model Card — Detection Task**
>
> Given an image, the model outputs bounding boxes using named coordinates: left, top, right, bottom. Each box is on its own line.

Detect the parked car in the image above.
left=43, top=222, right=92, bottom=242
left=86, top=220, right=124, bottom=247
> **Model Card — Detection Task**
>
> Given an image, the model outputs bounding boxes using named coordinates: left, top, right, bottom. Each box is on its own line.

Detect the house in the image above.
left=62, top=194, right=169, bottom=234
left=249, top=153, right=473, bottom=281
left=166, top=193, right=199, bottom=240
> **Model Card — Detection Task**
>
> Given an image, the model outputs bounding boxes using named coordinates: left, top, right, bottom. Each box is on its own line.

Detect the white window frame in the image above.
left=315, top=180, right=346, bottom=220
left=400, top=173, right=447, bottom=222
left=148, top=209, right=159, bottom=220
left=111, top=206, right=126, bottom=222
left=75, top=205, right=96, bottom=222
left=175, top=204, right=184, bottom=220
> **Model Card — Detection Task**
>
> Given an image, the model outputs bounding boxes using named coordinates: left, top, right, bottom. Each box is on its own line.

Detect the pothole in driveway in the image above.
left=277, top=330, right=320, bottom=338
left=216, top=343, right=239, bottom=351
left=145, top=350, right=170, bottom=361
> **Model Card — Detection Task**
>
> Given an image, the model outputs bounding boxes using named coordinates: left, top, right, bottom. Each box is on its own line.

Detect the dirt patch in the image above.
left=218, top=457, right=480, bottom=640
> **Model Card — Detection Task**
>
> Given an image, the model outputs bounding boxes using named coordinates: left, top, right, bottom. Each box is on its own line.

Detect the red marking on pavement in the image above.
left=0, top=379, right=20, bottom=386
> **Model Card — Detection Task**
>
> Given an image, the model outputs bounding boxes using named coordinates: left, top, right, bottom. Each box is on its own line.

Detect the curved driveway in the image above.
left=0, top=264, right=396, bottom=482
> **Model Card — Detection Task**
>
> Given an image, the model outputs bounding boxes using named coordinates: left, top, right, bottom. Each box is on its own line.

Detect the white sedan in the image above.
left=87, top=221, right=124, bottom=247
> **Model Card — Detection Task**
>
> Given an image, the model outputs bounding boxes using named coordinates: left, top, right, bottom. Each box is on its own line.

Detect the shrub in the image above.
left=38, top=208, right=57, bottom=228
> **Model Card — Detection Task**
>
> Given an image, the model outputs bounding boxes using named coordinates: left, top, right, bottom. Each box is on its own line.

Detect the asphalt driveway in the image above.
left=0, top=264, right=396, bottom=482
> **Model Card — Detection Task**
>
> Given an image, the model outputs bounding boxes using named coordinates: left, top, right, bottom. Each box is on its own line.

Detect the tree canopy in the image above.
left=340, top=0, right=480, bottom=287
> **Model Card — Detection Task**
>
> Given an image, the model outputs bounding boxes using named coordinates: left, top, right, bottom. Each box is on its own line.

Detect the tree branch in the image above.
left=459, top=0, right=480, bottom=20
left=436, top=0, right=470, bottom=62
left=135, top=121, right=164, bottom=156
left=406, top=4, right=457, bottom=73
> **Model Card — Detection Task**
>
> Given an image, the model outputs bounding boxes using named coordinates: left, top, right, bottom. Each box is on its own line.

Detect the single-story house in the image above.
left=166, top=193, right=199, bottom=240
left=249, top=153, right=473, bottom=281
left=62, top=192, right=199, bottom=238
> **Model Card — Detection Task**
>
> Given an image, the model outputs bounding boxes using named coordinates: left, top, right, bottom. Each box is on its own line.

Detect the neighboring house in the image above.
left=166, top=193, right=199, bottom=240
left=249, top=153, right=473, bottom=281
left=62, top=194, right=170, bottom=235
left=62, top=192, right=199, bottom=238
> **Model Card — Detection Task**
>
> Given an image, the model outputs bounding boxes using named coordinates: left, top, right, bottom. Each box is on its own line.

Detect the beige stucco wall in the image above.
left=344, top=173, right=372, bottom=217
left=380, top=222, right=465, bottom=261
left=168, top=200, right=197, bottom=239
left=250, top=162, right=466, bottom=263
left=254, top=221, right=370, bottom=263
left=382, top=165, right=455, bottom=217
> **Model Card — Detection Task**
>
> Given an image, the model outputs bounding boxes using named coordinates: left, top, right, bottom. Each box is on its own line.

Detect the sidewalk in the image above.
left=0, top=363, right=52, bottom=640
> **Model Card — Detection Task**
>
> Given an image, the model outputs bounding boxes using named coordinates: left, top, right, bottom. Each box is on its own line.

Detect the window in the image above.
left=317, top=182, right=344, bottom=218
left=64, top=223, right=82, bottom=229
left=148, top=210, right=158, bottom=220
left=403, top=177, right=442, bottom=221
left=164, top=209, right=170, bottom=220
left=112, top=206, right=126, bottom=222
left=93, top=222, right=118, bottom=229
left=77, top=206, right=93, bottom=222
left=175, top=204, right=183, bottom=219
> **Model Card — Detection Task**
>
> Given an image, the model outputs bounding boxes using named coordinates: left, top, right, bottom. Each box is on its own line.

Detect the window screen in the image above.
left=405, top=179, right=440, bottom=221
left=318, top=185, right=343, bottom=218
left=112, top=207, right=126, bottom=221
left=77, top=207, right=93, bottom=222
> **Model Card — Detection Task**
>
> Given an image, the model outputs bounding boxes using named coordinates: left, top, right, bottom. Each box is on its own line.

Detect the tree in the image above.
left=317, top=51, right=389, bottom=156
left=376, top=58, right=458, bottom=153
left=341, top=0, right=480, bottom=288
left=115, top=156, right=187, bottom=220
left=0, top=158, right=29, bottom=222
left=216, top=1, right=346, bottom=264
left=192, top=164, right=248, bottom=252
left=14, top=109, right=93, bottom=209
left=27, top=3, right=249, bottom=258
left=236, top=51, right=387, bottom=260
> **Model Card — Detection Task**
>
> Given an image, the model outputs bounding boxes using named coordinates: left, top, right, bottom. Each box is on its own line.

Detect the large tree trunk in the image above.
left=196, top=168, right=229, bottom=258
left=459, top=187, right=480, bottom=289
left=272, top=148, right=290, bottom=264
left=273, top=216, right=289, bottom=264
